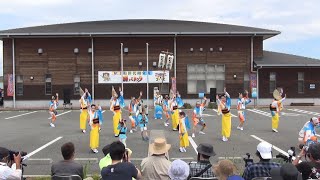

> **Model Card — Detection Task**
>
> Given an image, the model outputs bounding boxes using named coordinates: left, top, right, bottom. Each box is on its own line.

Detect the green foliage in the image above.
left=183, top=103, right=192, bottom=109
left=207, top=102, right=217, bottom=109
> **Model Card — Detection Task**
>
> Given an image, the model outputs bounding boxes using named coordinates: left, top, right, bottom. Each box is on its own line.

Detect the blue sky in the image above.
left=1, top=0, right=320, bottom=76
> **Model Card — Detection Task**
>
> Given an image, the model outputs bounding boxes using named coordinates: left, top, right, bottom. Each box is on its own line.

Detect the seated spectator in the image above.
left=242, top=142, right=280, bottom=180
left=271, top=163, right=301, bottom=180
left=293, top=142, right=320, bottom=180
left=168, top=159, right=189, bottom=180
left=101, top=141, right=141, bottom=180
left=189, top=143, right=216, bottom=178
left=213, top=159, right=243, bottom=180
left=0, top=147, right=22, bottom=180
left=51, top=142, right=84, bottom=179
left=99, top=144, right=112, bottom=170
left=141, top=138, right=171, bottom=179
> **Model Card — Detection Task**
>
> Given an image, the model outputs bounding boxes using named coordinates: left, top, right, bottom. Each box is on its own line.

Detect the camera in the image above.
left=9, top=150, right=27, bottom=162
left=276, top=147, right=295, bottom=163
left=243, top=153, right=253, bottom=167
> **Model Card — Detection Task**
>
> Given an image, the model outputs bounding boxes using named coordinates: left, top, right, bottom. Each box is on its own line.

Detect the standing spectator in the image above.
left=101, top=141, right=141, bottom=180
left=141, top=138, right=171, bottom=179
left=168, top=159, right=189, bottom=180
left=0, top=147, right=22, bottom=180
left=189, top=143, right=216, bottom=178
left=0, top=88, right=3, bottom=106
left=293, top=142, right=320, bottom=180
left=51, top=142, right=84, bottom=178
left=242, top=142, right=280, bottom=180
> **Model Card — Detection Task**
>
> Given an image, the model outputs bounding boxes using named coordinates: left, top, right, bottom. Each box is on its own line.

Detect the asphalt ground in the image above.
left=0, top=106, right=320, bottom=177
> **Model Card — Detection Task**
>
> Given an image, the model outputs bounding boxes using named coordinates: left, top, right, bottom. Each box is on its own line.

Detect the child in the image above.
left=179, top=111, right=190, bottom=153
left=137, top=108, right=149, bottom=141
left=117, top=119, right=127, bottom=147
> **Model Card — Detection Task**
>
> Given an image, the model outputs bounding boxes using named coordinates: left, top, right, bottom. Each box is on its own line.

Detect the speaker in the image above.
left=63, top=89, right=71, bottom=104
left=210, top=88, right=216, bottom=103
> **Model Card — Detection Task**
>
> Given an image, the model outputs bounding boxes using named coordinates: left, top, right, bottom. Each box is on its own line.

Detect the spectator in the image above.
left=168, top=159, right=189, bottom=180
left=0, top=147, right=22, bottom=180
left=242, top=141, right=280, bottom=180
left=271, top=163, right=301, bottom=180
left=213, top=160, right=243, bottom=180
left=99, top=144, right=112, bottom=170
left=189, top=143, right=216, bottom=178
left=298, top=117, right=319, bottom=145
left=293, top=142, right=320, bottom=180
left=101, top=141, right=141, bottom=180
left=141, top=137, right=171, bottom=179
left=51, top=142, right=84, bottom=178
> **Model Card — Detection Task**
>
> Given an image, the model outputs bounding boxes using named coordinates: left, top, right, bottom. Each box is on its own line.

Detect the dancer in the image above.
left=236, top=90, right=251, bottom=131
left=137, top=107, right=149, bottom=141
left=270, top=88, right=286, bottom=132
left=178, top=111, right=190, bottom=153
left=49, top=93, right=59, bottom=127
left=298, top=117, right=319, bottom=145
left=89, top=104, right=100, bottom=153
left=110, top=86, right=125, bottom=137
left=216, top=88, right=231, bottom=142
left=163, top=95, right=171, bottom=126
left=128, top=91, right=142, bottom=133
left=117, top=119, right=128, bottom=147
left=170, top=90, right=183, bottom=131
left=154, top=91, right=163, bottom=119
left=79, top=89, right=92, bottom=133
left=192, top=97, right=207, bottom=137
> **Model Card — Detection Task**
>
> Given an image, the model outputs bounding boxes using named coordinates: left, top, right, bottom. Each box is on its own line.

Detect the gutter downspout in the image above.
left=256, top=66, right=262, bottom=106
left=91, top=35, right=94, bottom=101
left=12, top=38, right=16, bottom=108
left=250, top=35, right=257, bottom=73
left=174, top=34, right=177, bottom=78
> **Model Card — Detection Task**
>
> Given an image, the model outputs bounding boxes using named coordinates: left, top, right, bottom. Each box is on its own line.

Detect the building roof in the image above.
left=0, top=19, right=279, bottom=39
left=255, top=51, right=320, bottom=67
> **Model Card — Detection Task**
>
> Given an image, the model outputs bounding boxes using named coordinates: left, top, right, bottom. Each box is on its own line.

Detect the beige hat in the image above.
left=112, top=86, right=118, bottom=97
left=150, top=138, right=171, bottom=155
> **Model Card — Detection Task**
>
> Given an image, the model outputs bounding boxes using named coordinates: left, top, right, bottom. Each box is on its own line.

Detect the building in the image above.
left=0, top=19, right=319, bottom=108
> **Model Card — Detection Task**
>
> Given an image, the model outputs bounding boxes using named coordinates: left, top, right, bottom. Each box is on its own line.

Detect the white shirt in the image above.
left=0, top=162, right=22, bottom=180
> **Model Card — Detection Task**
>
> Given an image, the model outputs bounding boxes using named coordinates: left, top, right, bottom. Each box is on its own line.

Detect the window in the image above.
left=74, top=75, right=80, bottom=95
left=187, top=64, right=225, bottom=94
left=244, top=73, right=250, bottom=92
left=269, top=72, right=276, bottom=93
left=45, top=74, right=52, bottom=95
left=16, top=75, right=23, bottom=96
left=298, top=72, right=304, bottom=93
left=160, top=83, right=169, bottom=94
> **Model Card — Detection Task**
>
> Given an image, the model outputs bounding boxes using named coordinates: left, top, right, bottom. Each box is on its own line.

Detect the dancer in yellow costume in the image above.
left=110, top=86, right=125, bottom=137
left=178, top=111, right=190, bottom=153
left=170, top=90, right=183, bottom=131
left=79, top=88, right=92, bottom=133
left=270, top=88, right=286, bottom=133
left=216, top=88, right=232, bottom=142
left=89, top=104, right=100, bottom=153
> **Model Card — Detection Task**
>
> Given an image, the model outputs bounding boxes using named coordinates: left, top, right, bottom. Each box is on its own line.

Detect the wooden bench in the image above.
left=290, top=103, right=314, bottom=106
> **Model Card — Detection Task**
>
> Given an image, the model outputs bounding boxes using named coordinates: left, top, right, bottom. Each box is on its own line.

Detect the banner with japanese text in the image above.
left=7, top=74, right=14, bottom=96
left=98, top=71, right=169, bottom=84
left=171, top=77, right=176, bottom=94
left=250, top=73, right=257, bottom=98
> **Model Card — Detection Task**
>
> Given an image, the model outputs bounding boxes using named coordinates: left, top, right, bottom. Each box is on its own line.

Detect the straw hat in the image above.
left=149, top=138, right=171, bottom=155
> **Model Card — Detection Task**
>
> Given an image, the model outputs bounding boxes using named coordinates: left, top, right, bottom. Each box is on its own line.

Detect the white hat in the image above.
left=168, top=159, right=189, bottom=180
left=257, top=142, right=272, bottom=159
left=311, top=117, right=319, bottom=124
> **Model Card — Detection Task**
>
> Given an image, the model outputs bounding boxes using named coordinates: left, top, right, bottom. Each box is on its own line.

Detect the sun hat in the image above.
left=168, top=159, right=189, bottom=180
left=197, top=143, right=216, bottom=157
left=149, top=138, right=171, bottom=155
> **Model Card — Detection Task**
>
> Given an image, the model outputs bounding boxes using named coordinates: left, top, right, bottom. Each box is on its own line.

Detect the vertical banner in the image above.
left=171, top=77, right=176, bottom=94
left=7, top=74, right=14, bottom=97
left=166, top=54, right=174, bottom=70
left=158, top=53, right=166, bottom=68
left=250, top=73, right=257, bottom=98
